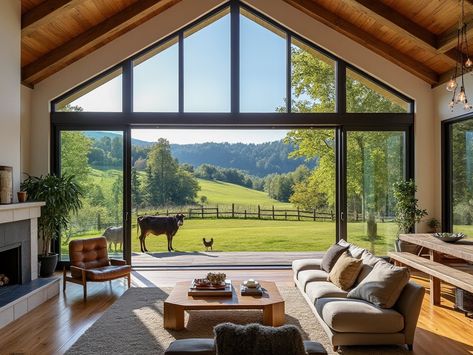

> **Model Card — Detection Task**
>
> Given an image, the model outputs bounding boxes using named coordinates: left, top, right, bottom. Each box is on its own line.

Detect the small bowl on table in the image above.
left=432, top=232, right=466, bottom=243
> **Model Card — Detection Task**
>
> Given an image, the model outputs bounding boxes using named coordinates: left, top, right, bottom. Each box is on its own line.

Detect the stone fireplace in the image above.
left=0, top=202, right=60, bottom=329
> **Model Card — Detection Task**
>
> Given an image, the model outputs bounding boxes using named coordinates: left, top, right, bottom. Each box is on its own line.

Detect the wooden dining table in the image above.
left=398, top=233, right=473, bottom=304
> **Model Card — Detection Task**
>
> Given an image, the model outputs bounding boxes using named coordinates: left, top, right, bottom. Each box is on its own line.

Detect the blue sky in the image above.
left=69, top=10, right=288, bottom=143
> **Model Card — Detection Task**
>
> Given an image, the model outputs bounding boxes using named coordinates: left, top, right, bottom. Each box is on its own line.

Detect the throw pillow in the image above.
left=347, top=261, right=410, bottom=308
left=355, top=250, right=383, bottom=284
left=337, top=239, right=365, bottom=258
left=328, top=251, right=363, bottom=291
left=320, top=243, right=349, bottom=273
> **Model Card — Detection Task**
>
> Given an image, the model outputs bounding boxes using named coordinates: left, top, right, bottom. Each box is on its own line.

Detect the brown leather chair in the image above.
left=63, top=236, right=131, bottom=300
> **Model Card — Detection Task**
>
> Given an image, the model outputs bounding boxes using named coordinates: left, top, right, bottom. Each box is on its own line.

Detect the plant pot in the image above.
left=39, top=253, right=58, bottom=277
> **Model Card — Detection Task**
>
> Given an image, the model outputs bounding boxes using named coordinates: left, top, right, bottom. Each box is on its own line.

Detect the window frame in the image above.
left=51, top=0, right=414, bottom=265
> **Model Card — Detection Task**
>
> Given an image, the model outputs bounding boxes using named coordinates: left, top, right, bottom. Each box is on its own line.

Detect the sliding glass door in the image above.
left=58, top=130, right=125, bottom=261
left=345, top=130, right=406, bottom=255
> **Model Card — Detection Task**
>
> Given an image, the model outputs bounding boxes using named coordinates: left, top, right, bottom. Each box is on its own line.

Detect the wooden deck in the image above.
left=132, top=251, right=323, bottom=267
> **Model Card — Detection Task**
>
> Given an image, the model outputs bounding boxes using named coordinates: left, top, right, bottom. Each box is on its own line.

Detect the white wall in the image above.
left=21, top=86, right=32, bottom=176
left=29, top=0, right=437, bottom=230
left=0, top=0, right=21, bottom=199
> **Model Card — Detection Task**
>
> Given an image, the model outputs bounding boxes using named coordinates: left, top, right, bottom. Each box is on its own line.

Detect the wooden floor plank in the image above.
left=0, top=269, right=472, bottom=354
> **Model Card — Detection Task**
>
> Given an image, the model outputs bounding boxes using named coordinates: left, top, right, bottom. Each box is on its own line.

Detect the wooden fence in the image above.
left=141, top=204, right=336, bottom=221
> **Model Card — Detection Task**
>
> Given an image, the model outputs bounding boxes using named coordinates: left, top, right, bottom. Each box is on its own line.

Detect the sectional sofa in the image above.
left=292, top=239, right=425, bottom=351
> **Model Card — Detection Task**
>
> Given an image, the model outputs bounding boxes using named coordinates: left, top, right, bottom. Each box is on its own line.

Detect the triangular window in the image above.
left=55, top=69, right=122, bottom=112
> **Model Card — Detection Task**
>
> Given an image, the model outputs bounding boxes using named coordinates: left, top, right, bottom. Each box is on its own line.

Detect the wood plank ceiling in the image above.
left=20, top=0, right=473, bottom=87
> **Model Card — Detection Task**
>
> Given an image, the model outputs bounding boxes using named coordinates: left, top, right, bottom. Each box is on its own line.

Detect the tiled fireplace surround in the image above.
left=0, top=202, right=60, bottom=329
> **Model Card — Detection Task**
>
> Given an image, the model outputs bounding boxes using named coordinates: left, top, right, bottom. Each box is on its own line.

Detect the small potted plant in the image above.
left=426, top=218, right=441, bottom=233
left=393, top=179, right=427, bottom=253
left=21, top=174, right=82, bottom=277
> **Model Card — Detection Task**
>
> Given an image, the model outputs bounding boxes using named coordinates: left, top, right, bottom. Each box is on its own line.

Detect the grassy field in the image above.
left=196, top=178, right=292, bottom=208
left=62, top=219, right=397, bottom=256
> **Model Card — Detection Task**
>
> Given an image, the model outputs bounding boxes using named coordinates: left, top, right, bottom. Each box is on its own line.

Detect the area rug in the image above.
left=65, top=286, right=409, bottom=355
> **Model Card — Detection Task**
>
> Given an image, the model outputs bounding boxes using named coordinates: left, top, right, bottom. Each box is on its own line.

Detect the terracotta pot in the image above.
left=17, top=191, right=27, bottom=203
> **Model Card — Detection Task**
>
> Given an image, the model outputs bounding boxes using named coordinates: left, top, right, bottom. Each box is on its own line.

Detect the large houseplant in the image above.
left=393, top=179, right=427, bottom=253
left=21, top=174, right=82, bottom=277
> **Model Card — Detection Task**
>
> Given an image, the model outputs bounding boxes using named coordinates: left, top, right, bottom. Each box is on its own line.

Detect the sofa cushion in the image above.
left=328, top=252, right=363, bottom=290
left=165, top=338, right=215, bottom=355
left=337, top=239, right=365, bottom=258
left=320, top=244, right=349, bottom=272
left=292, top=258, right=322, bottom=277
left=315, top=298, right=404, bottom=334
left=306, top=281, right=348, bottom=303
left=355, top=250, right=383, bottom=284
left=298, top=270, right=329, bottom=290
left=348, top=261, right=410, bottom=308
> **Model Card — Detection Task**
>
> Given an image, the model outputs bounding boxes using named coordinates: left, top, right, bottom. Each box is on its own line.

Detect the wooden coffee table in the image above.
left=164, top=280, right=285, bottom=330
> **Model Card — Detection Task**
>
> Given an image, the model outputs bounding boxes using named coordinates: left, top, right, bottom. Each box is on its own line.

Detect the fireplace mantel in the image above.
left=0, top=201, right=59, bottom=329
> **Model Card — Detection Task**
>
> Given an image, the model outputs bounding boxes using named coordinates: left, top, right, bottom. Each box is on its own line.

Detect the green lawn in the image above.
left=61, top=219, right=397, bottom=256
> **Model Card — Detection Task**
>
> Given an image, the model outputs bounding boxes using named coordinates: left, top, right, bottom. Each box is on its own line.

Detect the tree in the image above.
left=131, top=168, right=143, bottom=209
left=61, top=131, right=92, bottom=183
left=145, top=138, right=199, bottom=206
left=286, top=45, right=406, bottom=222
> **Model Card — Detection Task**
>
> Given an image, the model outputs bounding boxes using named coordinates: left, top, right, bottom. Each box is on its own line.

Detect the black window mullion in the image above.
left=230, top=0, right=239, bottom=114
left=124, top=127, right=132, bottom=264
left=336, top=61, right=346, bottom=114
left=287, top=34, right=291, bottom=113
left=179, top=32, right=184, bottom=113
left=122, top=61, right=133, bottom=113
left=336, top=127, right=347, bottom=241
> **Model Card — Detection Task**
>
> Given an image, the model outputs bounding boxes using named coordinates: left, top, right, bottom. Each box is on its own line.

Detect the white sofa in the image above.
left=292, top=240, right=425, bottom=351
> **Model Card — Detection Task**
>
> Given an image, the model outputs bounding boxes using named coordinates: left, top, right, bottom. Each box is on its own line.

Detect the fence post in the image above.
left=297, top=207, right=300, bottom=221
left=216, top=205, right=219, bottom=219
left=232, top=203, right=235, bottom=218
left=272, top=205, right=275, bottom=220
left=285, top=211, right=287, bottom=220
left=201, top=205, right=204, bottom=219
left=166, top=209, right=169, bottom=216
left=313, top=209, right=316, bottom=221
left=188, top=208, right=192, bottom=219
left=97, top=213, right=101, bottom=231
left=331, top=210, right=334, bottom=221
left=258, top=205, right=261, bottom=219
left=244, top=210, right=247, bottom=219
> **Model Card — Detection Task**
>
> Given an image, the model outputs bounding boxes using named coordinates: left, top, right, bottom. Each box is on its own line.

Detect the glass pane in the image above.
left=240, top=9, right=286, bottom=112
left=55, top=69, right=122, bottom=112
left=346, top=69, right=409, bottom=113
left=60, top=131, right=123, bottom=260
left=130, top=128, right=335, bottom=267
left=133, top=37, right=179, bottom=112
left=347, top=131, right=405, bottom=255
left=184, top=10, right=230, bottom=112
left=452, top=119, right=473, bottom=234
left=291, top=38, right=335, bottom=112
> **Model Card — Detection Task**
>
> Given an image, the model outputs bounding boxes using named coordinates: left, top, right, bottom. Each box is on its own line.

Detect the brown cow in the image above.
left=137, top=214, right=185, bottom=252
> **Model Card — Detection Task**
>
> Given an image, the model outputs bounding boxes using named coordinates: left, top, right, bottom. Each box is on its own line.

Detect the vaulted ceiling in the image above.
left=20, top=0, right=473, bottom=88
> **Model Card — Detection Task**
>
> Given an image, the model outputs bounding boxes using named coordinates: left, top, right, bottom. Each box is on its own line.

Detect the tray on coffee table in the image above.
left=188, top=279, right=233, bottom=296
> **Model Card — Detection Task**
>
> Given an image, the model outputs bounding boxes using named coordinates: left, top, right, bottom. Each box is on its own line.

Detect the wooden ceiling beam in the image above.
left=283, top=0, right=439, bottom=85
left=22, top=0, right=180, bottom=86
left=343, top=0, right=456, bottom=66
left=437, top=15, right=473, bottom=53
left=22, top=0, right=83, bottom=37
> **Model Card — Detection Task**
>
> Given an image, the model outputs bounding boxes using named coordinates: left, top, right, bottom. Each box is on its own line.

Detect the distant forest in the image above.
left=83, top=132, right=315, bottom=177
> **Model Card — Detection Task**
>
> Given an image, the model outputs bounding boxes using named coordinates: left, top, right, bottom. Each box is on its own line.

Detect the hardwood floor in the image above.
left=0, top=269, right=472, bottom=355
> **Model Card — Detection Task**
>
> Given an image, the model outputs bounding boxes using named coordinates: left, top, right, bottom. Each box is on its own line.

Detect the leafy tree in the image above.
left=131, top=168, right=143, bottom=209
left=145, top=138, right=199, bottom=206
left=61, top=131, right=92, bottom=183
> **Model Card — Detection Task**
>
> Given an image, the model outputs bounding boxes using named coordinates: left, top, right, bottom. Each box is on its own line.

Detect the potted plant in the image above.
left=393, top=179, right=427, bottom=253
left=21, top=174, right=82, bottom=277
left=426, top=218, right=441, bottom=233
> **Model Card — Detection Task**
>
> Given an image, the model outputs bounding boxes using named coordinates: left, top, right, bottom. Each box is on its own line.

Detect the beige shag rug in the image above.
left=66, top=286, right=409, bottom=355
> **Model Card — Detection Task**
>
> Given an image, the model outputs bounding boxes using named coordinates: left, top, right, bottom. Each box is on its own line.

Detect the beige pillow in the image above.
left=355, top=250, right=383, bottom=284
left=327, top=252, right=363, bottom=291
left=347, top=261, right=410, bottom=308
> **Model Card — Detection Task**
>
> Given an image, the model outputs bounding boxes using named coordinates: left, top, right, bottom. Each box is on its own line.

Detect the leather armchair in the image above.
left=63, top=236, right=131, bottom=300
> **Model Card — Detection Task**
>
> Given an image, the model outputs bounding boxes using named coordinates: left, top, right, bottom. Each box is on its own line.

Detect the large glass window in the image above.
left=184, top=10, right=231, bottom=112
left=451, top=119, right=473, bottom=234
left=240, top=9, right=286, bottom=112
left=346, top=69, right=409, bottom=113
left=346, top=131, right=405, bottom=255
left=60, top=131, right=124, bottom=261
left=55, top=69, right=122, bottom=112
left=133, top=38, right=179, bottom=112
left=291, top=38, right=336, bottom=113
